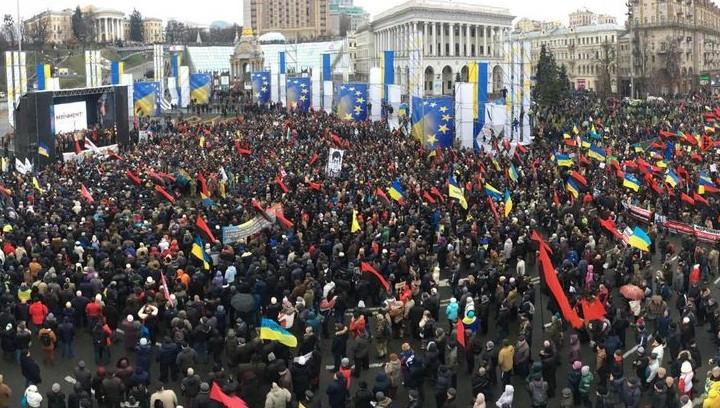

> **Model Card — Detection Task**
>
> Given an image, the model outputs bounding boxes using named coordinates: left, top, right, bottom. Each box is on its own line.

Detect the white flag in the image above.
left=24, top=158, right=32, bottom=173
left=219, top=166, right=228, bottom=182
left=84, top=139, right=100, bottom=154
left=15, top=158, right=27, bottom=175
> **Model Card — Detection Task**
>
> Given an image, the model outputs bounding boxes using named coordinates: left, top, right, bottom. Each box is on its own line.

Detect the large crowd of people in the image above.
left=0, top=90, right=719, bottom=408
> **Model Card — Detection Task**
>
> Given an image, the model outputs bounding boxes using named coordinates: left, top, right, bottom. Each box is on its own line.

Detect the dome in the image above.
left=259, top=32, right=287, bottom=43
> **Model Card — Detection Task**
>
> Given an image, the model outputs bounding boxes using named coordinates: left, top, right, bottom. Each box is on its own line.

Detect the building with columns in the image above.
left=355, top=0, right=514, bottom=96
left=82, top=6, right=126, bottom=43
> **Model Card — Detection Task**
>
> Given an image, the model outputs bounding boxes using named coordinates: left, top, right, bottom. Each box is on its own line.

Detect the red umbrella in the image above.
left=620, top=284, right=644, bottom=300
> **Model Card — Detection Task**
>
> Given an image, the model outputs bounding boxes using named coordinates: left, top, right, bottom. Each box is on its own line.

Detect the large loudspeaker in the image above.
left=13, top=85, right=131, bottom=167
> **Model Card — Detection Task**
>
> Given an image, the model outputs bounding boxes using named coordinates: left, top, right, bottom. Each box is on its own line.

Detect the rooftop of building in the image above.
left=373, top=0, right=513, bottom=22
left=520, top=23, right=626, bottom=39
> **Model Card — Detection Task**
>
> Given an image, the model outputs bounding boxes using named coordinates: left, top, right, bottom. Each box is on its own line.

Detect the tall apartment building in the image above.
left=23, top=9, right=74, bottom=45
left=248, top=0, right=331, bottom=40
left=627, top=0, right=720, bottom=95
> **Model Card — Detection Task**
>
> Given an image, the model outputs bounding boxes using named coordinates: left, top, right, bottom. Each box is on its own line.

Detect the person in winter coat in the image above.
left=498, top=339, right=515, bottom=386
left=374, top=313, right=389, bottom=358
left=352, top=330, right=371, bottom=377
left=191, top=382, right=211, bottom=408
left=513, top=335, right=530, bottom=378
left=176, top=344, right=198, bottom=377
left=156, top=336, right=180, bottom=383
left=135, top=338, right=152, bottom=374
left=559, top=387, right=574, bottom=408
left=0, top=375, right=11, bottom=408
left=120, top=315, right=141, bottom=351
left=352, top=381, right=373, bottom=408
left=180, top=367, right=200, bottom=408
left=102, top=372, right=125, bottom=408
left=46, top=383, right=66, bottom=408
left=56, top=317, right=75, bottom=359
left=621, top=377, right=642, bottom=408
left=372, top=372, right=390, bottom=397
left=579, top=366, right=594, bottom=407
left=446, top=298, right=459, bottom=327
left=567, top=361, right=582, bottom=405
left=384, top=354, right=401, bottom=398
left=21, top=350, right=42, bottom=387
left=526, top=373, right=548, bottom=408
left=495, top=384, right=514, bottom=408
left=265, top=382, right=292, bottom=408
left=435, top=365, right=453, bottom=407
left=326, top=372, right=347, bottom=408
left=474, top=392, right=487, bottom=408
left=24, top=385, right=43, bottom=408
left=678, top=360, right=694, bottom=398
left=290, top=360, right=311, bottom=401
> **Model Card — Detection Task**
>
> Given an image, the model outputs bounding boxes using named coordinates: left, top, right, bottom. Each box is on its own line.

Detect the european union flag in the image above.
left=411, top=96, right=455, bottom=147
left=286, top=77, right=312, bottom=112
left=251, top=71, right=271, bottom=104
left=337, top=83, right=368, bottom=121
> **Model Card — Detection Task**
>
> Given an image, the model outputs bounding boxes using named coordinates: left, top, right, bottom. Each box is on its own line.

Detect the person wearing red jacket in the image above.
left=85, top=295, right=103, bottom=331
left=28, top=300, right=48, bottom=334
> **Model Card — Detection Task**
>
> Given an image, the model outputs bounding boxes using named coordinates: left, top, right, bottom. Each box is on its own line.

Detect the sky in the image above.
left=1, top=0, right=628, bottom=26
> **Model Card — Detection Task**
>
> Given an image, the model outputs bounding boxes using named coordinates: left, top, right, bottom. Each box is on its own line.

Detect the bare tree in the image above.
left=3, top=14, right=16, bottom=47
left=595, top=41, right=616, bottom=98
left=27, top=18, right=50, bottom=49
left=632, top=29, right=650, bottom=97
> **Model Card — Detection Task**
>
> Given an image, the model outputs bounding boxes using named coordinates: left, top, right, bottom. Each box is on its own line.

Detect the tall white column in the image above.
left=475, top=25, right=480, bottom=57
left=449, top=23, right=455, bottom=57
left=458, top=24, right=463, bottom=57
left=465, top=24, right=470, bottom=57
left=440, top=23, right=445, bottom=56
left=484, top=26, right=488, bottom=56
left=432, top=23, right=437, bottom=56
left=423, top=22, right=428, bottom=56
left=103, top=18, right=108, bottom=42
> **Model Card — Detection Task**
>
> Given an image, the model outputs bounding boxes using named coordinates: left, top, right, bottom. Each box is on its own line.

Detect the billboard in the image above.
left=52, top=101, right=88, bottom=134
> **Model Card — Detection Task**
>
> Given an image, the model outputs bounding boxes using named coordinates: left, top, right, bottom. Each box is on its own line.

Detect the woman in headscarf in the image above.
left=495, top=384, right=514, bottom=408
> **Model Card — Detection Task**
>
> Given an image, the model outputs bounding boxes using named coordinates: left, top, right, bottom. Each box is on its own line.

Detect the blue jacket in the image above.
left=445, top=302, right=459, bottom=322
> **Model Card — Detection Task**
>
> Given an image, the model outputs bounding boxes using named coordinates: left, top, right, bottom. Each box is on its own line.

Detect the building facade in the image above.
left=143, top=18, right=165, bottom=44
left=357, top=0, right=514, bottom=96
left=523, top=22, right=626, bottom=93
left=628, top=0, right=720, bottom=95
left=81, top=6, right=126, bottom=43
left=329, top=4, right=370, bottom=35
left=248, top=0, right=331, bottom=40
left=23, top=9, right=73, bottom=45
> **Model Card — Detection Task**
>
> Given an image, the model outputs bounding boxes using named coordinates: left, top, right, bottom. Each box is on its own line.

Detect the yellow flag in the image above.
left=351, top=209, right=361, bottom=233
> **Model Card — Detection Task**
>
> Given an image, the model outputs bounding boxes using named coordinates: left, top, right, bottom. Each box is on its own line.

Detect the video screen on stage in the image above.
left=52, top=101, right=88, bottom=134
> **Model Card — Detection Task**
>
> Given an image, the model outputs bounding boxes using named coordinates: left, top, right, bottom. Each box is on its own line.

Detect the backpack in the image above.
left=40, top=331, right=52, bottom=347
left=93, top=327, right=106, bottom=345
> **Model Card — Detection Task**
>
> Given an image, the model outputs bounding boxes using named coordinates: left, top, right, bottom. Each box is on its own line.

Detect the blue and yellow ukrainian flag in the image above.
left=38, top=142, right=50, bottom=157
left=251, top=71, right=271, bottom=104
left=555, top=153, right=573, bottom=167
left=633, top=144, right=644, bottom=153
left=133, top=82, right=159, bottom=116
left=448, top=176, right=468, bottom=209
left=480, top=238, right=489, bottom=250
left=388, top=180, right=405, bottom=203
left=566, top=177, right=580, bottom=198
left=200, top=192, right=214, bottom=207
left=623, top=173, right=641, bottom=192
left=503, top=189, right=512, bottom=217
left=337, top=83, right=368, bottom=121
left=581, top=138, right=591, bottom=149
left=665, top=169, right=680, bottom=188
left=484, top=183, right=502, bottom=200
left=588, top=144, right=606, bottom=161
left=508, top=163, right=519, bottom=183
left=411, top=96, right=455, bottom=147
left=699, top=171, right=715, bottom=187
left=190, top=73, right=212, bottom=104
left=628, top=226, right=651, bottom=252
left=191, top=235, right=211, bottom=270
left=260, top=318, right=298, bottom=347
left=32, top=172, right=44, bottom=193
left=286, top=77, right=312, bottom=112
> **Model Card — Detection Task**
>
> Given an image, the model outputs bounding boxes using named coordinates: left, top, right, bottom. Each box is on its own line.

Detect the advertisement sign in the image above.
left=53, top=101, right=88, bottom=134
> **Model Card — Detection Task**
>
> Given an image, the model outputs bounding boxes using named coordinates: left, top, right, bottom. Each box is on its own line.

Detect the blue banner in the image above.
left=475, top=62, right=488, bottom=138
left=279, top=52, right=286, bottom=75
left=322, top=53, right=331, bottom=81
left=337, top=83, right=368, bottom=121
left=286, top=77, right=311, bottom=112
left=411, top=96, right=455, bottom=147
left=36, top=64, right=46, bottom=91
left=110, top=61, right=123, bottom=85
left=382, top=50, right=394, bottom=100
left=134, top=82, right=161, bottom=116
left=251, top=71, right=271, bottom=104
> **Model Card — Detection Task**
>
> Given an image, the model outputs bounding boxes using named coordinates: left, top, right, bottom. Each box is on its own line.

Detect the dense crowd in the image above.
left=0, top=90, right=720, bottom=408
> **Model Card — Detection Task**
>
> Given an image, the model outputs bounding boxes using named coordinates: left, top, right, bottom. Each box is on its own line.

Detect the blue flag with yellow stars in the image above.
left=411, top=96, right=455, bottom=147
left=251, top=71, right=271, bottom=104
left=286, top=77, right=312, bottom=112
left=337, top=83, right=368, bottom=121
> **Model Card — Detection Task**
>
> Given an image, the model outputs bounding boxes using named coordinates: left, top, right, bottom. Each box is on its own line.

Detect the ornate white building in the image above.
left=82, top=6, right=126, bottom=43
left=355, top=0, right=514, bottom=96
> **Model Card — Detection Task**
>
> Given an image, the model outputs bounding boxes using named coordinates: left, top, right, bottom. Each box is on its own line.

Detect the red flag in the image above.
left=235, top=141, right=251, bottom=155
left=198, top=172, right=209, bottom=196
left=157, top=172, right=176, bottom=182
left=580, top=298, right=606, bottom=322
left=275, top=176, right=289, bottom=193
left=553, top=190, right=561, bottom=206
left=659, top=130, right=675, bottom=138
left=331, top=134, right=347, bottom=147
left=309, top=153, right=319, bottom=166
left=691, top=153, right=703, bottom=162
left=650, top=141, right=665, bottom=150
left=80, top=184, right=94, bottom=203
left=422, top=190, right=436, bottom=204
left=579, top=155, right=590, bottom=165
left=456, top=318, right=466, bottom=349
left=210, top=382, right=248, bottom=408
left=308, top=182, right=322, bottom=191
left=155, top=185, right=175, bottom=203
left=275, top=210, right=294, bottom=228
left=360, top=262, right=390, bottom=292
left=75, top=140, right=82, bottom=154
left=681, top=193, right=695, bottom=205
left=570, top=171, right=587, bottom=186
left=376, top=187, right=391, bottom=204
left=125, top=170, right=142, bottom=186
left=538, top=242, right=583, bottom=329
left=516, top=144, right=528, bottom=154
left=564, top=139, right=577, bottom=147
left=531, top=158, right=540, bottom=172
left=598, top=217, right=622, bottom=240
left=684, top=133, right=698, bottom=145
left=196, top=215, right=218, bottom=243
left=251, top=199, right=273, bottom=222
left=530, top=230, right=553, bottom=254
left=694, top=192, right=709, bottom=205
left=107, top=151, right=124, bottom=161
left=430, top=186, right=445, bottom=202
left=160, top=271, right=174, bottom=308
left=488, top=197, right=499, bottom=221
left=502, top=139, right=510, bottom=151
left=704, top=184, right=720, bottom=193
left=148, top=169, right=165, bottom=185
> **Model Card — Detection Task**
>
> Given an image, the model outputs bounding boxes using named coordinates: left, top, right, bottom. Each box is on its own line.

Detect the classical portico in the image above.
left=89, top=8, right=126, bottom=43
left=369, top=0, right=514, bottom=96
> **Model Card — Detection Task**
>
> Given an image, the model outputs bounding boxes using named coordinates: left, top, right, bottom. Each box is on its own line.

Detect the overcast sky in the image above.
left=1, top=0, right=628, bottom=26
